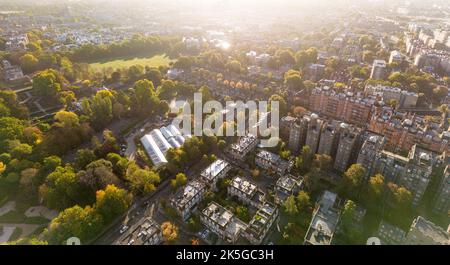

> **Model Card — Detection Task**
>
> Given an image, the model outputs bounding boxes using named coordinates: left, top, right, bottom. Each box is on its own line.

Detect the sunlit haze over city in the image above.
left=0, top=0, right=448, bottom=259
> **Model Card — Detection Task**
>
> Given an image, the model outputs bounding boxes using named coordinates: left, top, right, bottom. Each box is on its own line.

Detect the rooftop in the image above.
left=202, top=202, right=247, bottom=237
left=304, top=191, right=340, bottom=245
left=276, top=175, right=302, bottom=193
left=230, top=176, right=257, bottom=197
left=171, top=179, right=206, bottom=210
left=409, top=216, right=449, bottom=243
left=230, top=134, right=257, bottom=154
left=200, top=159, right=229, bottom=181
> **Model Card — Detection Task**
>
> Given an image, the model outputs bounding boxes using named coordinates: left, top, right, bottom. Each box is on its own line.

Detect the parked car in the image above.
left=119, top=225, right=129, bottom=234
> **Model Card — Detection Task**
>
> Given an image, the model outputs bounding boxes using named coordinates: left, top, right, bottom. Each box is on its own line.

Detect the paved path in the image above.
left=0, top=227, right=15, bottom=243
left=0, top=201, right=16, bottom=216
left=12, top=86, right=32, bottom=94
left=0, top=223, right=41, bottom=243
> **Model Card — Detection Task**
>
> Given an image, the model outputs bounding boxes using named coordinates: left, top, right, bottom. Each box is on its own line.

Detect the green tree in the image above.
left=225, top=60, right=242, bottom=74
left=39, top=166, right=82, bottom=210
left=338, top=164, right=366, bottom=199
left=157, top=79, right=177, bottom=100
left=106, top=153, right=129, bottom=178
left=362, top=51, right=374, bottom=63
left=89, top=91, right=114, bottom=129
left=145, top=68, right=162, bottom=87
left=125, top=163, right=160, bottom=194
left=363, top=174, right=385, bottom=208
left=75, top=149, right=97, bottom=170
left=296, top=191, right=310, bottom=212
left=312, top=154, right=333, bottom=172
left=269, top=94, right=288, bottom=116
left=42, top=156, right=62, bottom=173
left=0, top=117, right=25, bottom=153
left=284, top=70, right=304, bottom=90
left=276, top=49, right=295, bottom=65
left=45, top=205, right=103, bottom=244
left=284, top=195, right=299, bottom=216
left=235, top=205, right=250, bottom=222
left=170, top=173, right=187, bottom=189
left=19, top=53, right=39, bottom=73
left=173, top=56, right=193, bottom=70
left=198, top=85, right=213, bottom=102
left=296, top=145, right=313, bottom=173
left=132, top=79, right=159, bottom=115
left=128, top=65, right=145, bottom=81
left=32, top=69, right=62, bottom=97
left=388, top=183, right=413, bottom=210
left=94, top=184, right=132, bottom=223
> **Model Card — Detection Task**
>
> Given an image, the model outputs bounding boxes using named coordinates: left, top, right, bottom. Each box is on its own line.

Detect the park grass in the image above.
left=8, top=227, right=23, bottom=241
left=0, top=210, right=50, bottom=224
left=89, top=54, right=174, bottom=72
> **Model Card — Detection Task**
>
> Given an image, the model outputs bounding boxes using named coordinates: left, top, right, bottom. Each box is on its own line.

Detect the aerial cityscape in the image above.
left=0, top=0, right=449, bottom=248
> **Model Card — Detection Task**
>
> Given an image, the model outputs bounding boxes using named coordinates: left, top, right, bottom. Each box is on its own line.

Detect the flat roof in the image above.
left=171, top=179, right=206, bottom=209
left=201, top=159, right=229, bottom=180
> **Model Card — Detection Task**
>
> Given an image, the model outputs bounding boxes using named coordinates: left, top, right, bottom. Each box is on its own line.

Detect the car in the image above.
left=200, top=229, right=210, bottom=239
left=119, top=225, right=129, bottom=234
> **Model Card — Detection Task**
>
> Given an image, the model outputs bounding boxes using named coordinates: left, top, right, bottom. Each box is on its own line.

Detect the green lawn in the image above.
left=89, top=54, right=174, bottom=71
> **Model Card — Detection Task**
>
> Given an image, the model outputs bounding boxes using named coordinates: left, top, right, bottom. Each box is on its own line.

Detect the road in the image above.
left=94, top=156, right=206, bottom=245
left=93, top=116, right=206, bottom=245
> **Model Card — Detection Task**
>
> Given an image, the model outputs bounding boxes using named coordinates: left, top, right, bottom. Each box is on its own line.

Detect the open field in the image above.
left=89, top=54, right=174, bottom=71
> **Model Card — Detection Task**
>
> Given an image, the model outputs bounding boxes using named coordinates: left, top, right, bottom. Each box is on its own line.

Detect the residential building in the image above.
left=317, top=120, right=341, bottom=158
left=288, top=117, right=308, bottom=153
left=229, top=134, right=258, bottom=160
left=373, top=145, right=437, bottom=207
left=365, top=84, right=418, bottom=108
left=117, top=218, right=163, bottom=245
left=255, top=150, right=293, bottom=175
left=304, top=191, right=341, bottom=245
left=377, top=220, right=407, bottom=245
left=307, top=64, right=325, bottom=82
left=200, top=202, right=248, bottom=244
left=389, top=50, right=403, bottom=64
left=370, top=60, right=387, bottom=80
left=375, top=150, right=410, bottom=183
left=334, top=123, right=361, bottom=172
left=170, top=179, right=207, bottom=221
left=183, top=37, right=201, bottom=50
left=404, top=216, right=449, bottom=245
left=368, top=108, right=449, bottom=154
left=305, top=113, right=323, bottom=154
left=199, top=159, right=231, bottom=190
left=255, top=53, right=272, bottom=66
left=274, top=175, right=303, bottom=204
left=228, top=176, right=266, bottom=208
left=357, top=132, right=386, bottom=180
left=242, top=202, right=279, bottom=244
left=5, top=34, right=28, bottom=51
left=2, top=60, right=24, bottom=82
left=399, top=145, right=437, bottom=206
left=309, top=87, right=375, bottom=126
left=280, top=116, right=297, bottom=142
left=433, top=165, right=449, bottom=216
